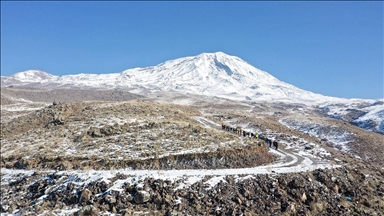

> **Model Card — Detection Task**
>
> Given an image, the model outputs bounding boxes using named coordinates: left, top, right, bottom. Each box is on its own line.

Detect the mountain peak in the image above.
left=11, top=70, right=55, bottom=82
left=198, top=51, right=228, bottom=57
left=196, top=51, right=236, bottom=61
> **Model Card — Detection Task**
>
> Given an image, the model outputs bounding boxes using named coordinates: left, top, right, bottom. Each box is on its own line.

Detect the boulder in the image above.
left=288, top=176, right=306, bottom=189
left=167, top=211, right=181, bottom=216
left=301, top=193, right=307, bottom=202
left=105, top=195, right=116, bottom=204
left=79, top=189, right=92, bottom=204
left=77, top=205, right=99, bottom=216
left=134, top=190, right=150, bottom=204
left=304, top=144, right=314, bottom=150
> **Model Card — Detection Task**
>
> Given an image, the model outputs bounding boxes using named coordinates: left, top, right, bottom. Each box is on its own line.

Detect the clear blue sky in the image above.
left=1, top=1, right=383, bottom=99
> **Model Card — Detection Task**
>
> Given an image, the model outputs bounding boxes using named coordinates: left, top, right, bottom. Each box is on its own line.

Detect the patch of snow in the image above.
left=172, top=98, right=195, bottom=105
left=203, top=176, right=227, bottom=190
left=194, top=116, right=221, bottom=128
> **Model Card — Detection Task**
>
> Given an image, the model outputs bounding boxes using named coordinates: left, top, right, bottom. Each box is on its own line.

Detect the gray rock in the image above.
left=77, top=205, right=99, bottom=216
left=167, top=211, right=181, bottom=216
left=105, top=195, right=116, bottom=204
left=79, top=189, right=92, bottom=204
left=134, top=190, right=150, bottom=204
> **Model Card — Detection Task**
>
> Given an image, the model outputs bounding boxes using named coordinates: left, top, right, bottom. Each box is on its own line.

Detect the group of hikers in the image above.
left=221, top=124, right=279, bottom=150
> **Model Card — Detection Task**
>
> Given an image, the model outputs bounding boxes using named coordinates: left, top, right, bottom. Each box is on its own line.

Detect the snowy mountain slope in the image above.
left=118, top=52, right=341, bottom=103
left=11, top=70, right=57, bottom=82
left=1, top=70, right=57, bottom=87
left=318, top=100, right=384, bottom=134
left=1, top=52, right=339, bottom=104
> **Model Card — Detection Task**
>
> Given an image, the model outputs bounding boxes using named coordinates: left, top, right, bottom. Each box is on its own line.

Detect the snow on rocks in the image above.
left=279, top=118, right=354, bottom=153
left=318, top=99, right=384, bottom=134
left=3, top=162, right=382, bottom=215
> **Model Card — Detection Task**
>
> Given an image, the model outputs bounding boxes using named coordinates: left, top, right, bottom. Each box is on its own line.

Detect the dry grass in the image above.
left=1, top=100, right=275, bottom=170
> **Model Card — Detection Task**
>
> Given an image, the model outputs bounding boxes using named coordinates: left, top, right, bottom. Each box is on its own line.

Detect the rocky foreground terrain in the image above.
left=2, top=165, right=384, bottom=216
left=1, top=87, right=384, bottom=215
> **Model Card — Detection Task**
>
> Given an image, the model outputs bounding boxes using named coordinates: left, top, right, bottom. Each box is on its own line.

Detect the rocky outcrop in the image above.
left=3, top=145, right=274, bottom=171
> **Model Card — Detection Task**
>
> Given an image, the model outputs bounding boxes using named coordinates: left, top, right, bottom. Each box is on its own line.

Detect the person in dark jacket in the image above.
left=266, top=138, right=271, bottom=148
left=273, top=140, right=278, bottom=150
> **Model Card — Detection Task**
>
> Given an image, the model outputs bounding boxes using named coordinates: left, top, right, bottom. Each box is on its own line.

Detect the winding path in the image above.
left=191, top=116, right=338, bottom=174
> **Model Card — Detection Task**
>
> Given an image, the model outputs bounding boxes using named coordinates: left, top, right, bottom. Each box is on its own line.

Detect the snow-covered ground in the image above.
left=1, top=103, right=48, bottom=112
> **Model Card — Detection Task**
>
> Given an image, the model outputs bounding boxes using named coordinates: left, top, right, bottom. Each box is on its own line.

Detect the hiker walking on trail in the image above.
left=273, top=140, right=278, bottom=150
left=266, top=138, right=271, bottom=148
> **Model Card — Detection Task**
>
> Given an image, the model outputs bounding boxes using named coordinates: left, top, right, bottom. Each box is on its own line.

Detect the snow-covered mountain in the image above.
left=11, top=70, right=56, bottom=82
left=2, top=52, right=339, bottom=104
left=1, top=52, right=381, bottom=104
left=1, top=70, right=61, bottom=88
